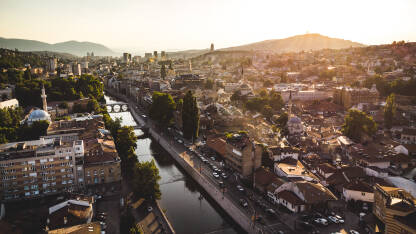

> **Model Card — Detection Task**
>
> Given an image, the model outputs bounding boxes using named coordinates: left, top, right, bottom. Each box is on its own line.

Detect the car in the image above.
left=177, top=139, right=183, bottom=144
left=255, top=216, right=265, bottom=224
left=147, top=206, right=153, bottom=212
left=334, top=215, right=344, bottom=223
left=219, top=181, right=225, bottom=188
left=328, top=216, right=339, bottom=223
left=300, top=221, right=314, bottom=230
left=239, top=199, right=248, bottom=207
left=265, top=208, right=276, bottom=216
left=349, top=230, right=360, bottom=234
left=221, top=173, right=228, bottom=179
left=212, top=172, right=220, bottom=179
left=100, top=222, right=107, bottom=230
left=97, top=212, right=107, bottom=217
left=202, top=159, right=209, bottom=164
left=210, top=156, right=216, bottom=161
left=97, top=215, right=106, bottom=221
left=314, top=218, right=328, bottom=226
left=277, top=231, right=284, bottom=234
left=236, top=185, right=245, bottom=192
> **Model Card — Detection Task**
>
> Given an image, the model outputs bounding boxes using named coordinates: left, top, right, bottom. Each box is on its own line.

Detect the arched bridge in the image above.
left=105, top=102, right=129, bottom=113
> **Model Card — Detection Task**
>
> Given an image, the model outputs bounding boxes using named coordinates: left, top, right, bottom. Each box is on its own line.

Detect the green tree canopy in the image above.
left=131, top=160, right=161, bottom=200
left=384, top=93, right=397, bottom=129
left=149, top=92, right=176, bottom=127
left=342, top=109, right=377, bottom=141
left=182, top=91, right=199, bottom=140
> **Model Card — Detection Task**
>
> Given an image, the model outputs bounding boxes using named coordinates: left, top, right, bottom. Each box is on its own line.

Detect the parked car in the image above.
left=349, top=230, right=360, bottom=234
left=236, top=185, right=245, bottom=192
left=221, top=173, right=228, bottom=179
left=335, top=215, right=344, bottom=223
left=210, top=156, right=216, bottom=161
left=219, top=181, right=225, bottom=188
left=213, top=172, right=220, bottom=179
left=266, top=208, right=276, bottom=216
left=147, top=206, right=153, bottom=212
left=328, top=216, right=339, bottom=224
left=314, top=218, right=328, bottom=226
left=239, top=199, right=248, bottom=208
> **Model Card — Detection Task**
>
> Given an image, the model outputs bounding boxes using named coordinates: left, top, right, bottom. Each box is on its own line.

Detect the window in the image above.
left=361, top=192, right=366, bottom=196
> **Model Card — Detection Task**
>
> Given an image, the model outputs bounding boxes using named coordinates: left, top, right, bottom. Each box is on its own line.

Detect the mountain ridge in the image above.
left=0, top=37, right=116, bottom=56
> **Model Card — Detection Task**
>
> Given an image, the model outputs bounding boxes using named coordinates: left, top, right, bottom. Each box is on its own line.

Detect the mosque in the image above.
left=26, top=85, right=51, bottom=125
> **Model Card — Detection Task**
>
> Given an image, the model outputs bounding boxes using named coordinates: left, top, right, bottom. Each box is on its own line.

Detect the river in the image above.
left=105, top=95, right=238, bottom=234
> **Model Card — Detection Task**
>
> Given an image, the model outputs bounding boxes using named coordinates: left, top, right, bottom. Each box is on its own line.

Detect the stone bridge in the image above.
left=105, top=102, right=129, bottom=113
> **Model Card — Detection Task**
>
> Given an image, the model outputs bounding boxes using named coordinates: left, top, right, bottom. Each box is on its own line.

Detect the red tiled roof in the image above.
left=277, top=190, right=304, bottom=205
left=207, top=137, right=227, bottom=156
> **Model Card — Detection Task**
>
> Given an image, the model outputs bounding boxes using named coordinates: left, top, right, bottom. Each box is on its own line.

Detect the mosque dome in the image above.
left=27, top=109, right=51, bottom=124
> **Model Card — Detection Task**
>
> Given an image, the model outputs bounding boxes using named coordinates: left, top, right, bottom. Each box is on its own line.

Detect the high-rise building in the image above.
left=161, top=51, right=166, bottom=59
left=144, top=53, right=152, bottom=59
left=122, top=53, right=131, bottom=64
left=49, top=58, right=57, bottom=72
left=72, top=63, right=82, bottom=76
left=153, top=51, right=158, bottom=58
left=210, top=43, right=214, bottom=51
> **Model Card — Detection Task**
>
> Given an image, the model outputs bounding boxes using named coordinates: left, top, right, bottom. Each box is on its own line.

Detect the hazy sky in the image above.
left=1, top=0, right=416, bottom=52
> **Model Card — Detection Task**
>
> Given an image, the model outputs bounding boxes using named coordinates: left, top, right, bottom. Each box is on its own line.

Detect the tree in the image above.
left=384, top=93, right=396, bottom=129
left=131, top=160, right=161, bottom=200
left=87, top=98, right=101, bottom=113
left=268, top=91, right=284, bottom=110
left=262, top=105, right=273, bottom=119
left=275, top=112, right=288, bottom=129
left=204, top=79, right=214, bottom=89
left=23, top=68, right=31, bottom=80
left=116, top=126, right=138, bottom=178
left=182, top=91, right=199, bottom=140
left=342, top=109, right=377, bottom=141
left=160, top=64, right=166, bottom=80
left=149, top=92, right=176, bottom=127
left=120, top=209, right=137, bottom=234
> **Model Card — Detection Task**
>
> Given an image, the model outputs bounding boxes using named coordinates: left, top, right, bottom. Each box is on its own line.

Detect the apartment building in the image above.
left=0, top=138, right=84, bottom=201
left=373, top=184, right=416, bottom=234
left=207, top=132, right=262, bottom=177
left=333, top=85, right=379, bottom=109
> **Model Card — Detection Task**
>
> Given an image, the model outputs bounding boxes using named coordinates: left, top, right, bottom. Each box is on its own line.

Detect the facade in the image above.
left=72, top=63, right=82, bottom=76
left=268, top=146, right=299, bottom=162
left=0, top=138, right=84, bottom=201
left=207, top=133, right=262, bottom=177
left=224, top=133, right=262, bottom=177
left=333, top=85, right=379, bottom=109
left=401, top=128, right=416, bottom=144
left=373, top=184, right=416, bottom=234
left=49, top=58, right=57, bottom=72
left=342, top=180, right=374, bottom=203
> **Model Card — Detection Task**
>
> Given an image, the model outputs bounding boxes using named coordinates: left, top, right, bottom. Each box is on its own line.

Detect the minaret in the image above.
left=288, top=90, right=292, bottom=117
left=41, top=85, right=48, bottom=112
left=189, top=60, right=192, bottom=73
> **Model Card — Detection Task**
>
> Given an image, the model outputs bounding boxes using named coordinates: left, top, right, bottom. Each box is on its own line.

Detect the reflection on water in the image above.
left=105, top=95, right=238, bottom=234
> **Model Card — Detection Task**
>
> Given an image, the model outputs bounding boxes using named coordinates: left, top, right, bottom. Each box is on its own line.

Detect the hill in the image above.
left=220, top=34, right=365, bottom=53
left=0, top=37, right=116, bottom=56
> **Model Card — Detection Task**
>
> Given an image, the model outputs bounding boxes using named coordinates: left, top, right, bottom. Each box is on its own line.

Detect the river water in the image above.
left=105, top=95, right=238, bottom=234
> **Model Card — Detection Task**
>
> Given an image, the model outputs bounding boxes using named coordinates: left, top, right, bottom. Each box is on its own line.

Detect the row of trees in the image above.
left=103, top=114, right=161, bottom=200
left=364, top=75, right=416, bottom=97
left=0, top=107, right=49, bottom=143
left=14, top=74, right=104, bottom=107
left=149, top=91, right=200, bottom=141
left=231, top=90, right=284, bottom=118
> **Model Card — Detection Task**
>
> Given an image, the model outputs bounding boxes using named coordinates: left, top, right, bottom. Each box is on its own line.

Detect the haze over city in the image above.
left=1, top=1, right=416, bottom=234
left=1, top=0, right=416, bottom=52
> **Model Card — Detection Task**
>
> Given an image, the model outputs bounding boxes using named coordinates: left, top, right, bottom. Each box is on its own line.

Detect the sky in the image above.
left=1, top=0, right=416, bottom=53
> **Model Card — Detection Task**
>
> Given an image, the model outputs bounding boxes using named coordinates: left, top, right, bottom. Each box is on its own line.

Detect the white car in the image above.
left=147, top=206, right=153, bottom=212
left=236, top=185, right=245, bottom=192
left=328, top=216, right=339, bottom=223
left=314, top=218, right=328, bottom=226
left=335, top=215, right=344, bottom=223
left=349, top=230, right=360, bottom=234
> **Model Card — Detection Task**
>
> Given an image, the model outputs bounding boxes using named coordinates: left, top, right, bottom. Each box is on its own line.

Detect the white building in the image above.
left=342, top=181, right=374, bottom=203
left=0, top=99, right=19, bottom=109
